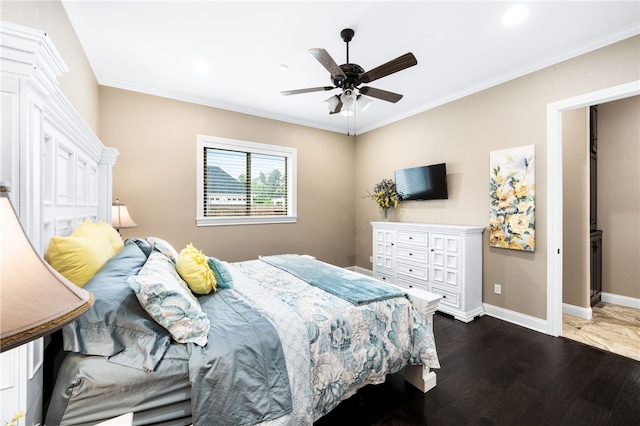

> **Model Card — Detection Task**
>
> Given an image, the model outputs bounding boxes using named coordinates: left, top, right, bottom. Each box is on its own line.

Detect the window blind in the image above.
left=203, top=147, right=287, bottom=217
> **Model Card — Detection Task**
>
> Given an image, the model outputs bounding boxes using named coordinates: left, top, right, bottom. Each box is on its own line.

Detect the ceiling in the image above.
left=61, top=1, right=639, bottom=135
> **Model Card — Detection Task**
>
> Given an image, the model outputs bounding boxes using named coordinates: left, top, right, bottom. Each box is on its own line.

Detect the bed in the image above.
left=1, top=21, right=439, bottom=426
left=44, top=236, right=440, bottom=425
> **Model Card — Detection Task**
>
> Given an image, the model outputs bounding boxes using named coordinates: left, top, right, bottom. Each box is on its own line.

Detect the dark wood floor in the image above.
left=315, top=313, right=640, bottom=426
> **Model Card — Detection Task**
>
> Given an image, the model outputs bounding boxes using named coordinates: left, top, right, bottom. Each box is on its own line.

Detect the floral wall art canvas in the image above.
left=489, top=145, right=535, bottom=251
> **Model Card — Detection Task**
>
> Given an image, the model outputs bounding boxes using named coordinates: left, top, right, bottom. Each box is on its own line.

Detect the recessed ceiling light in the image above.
left=192, top=58, right=211, bottom=74
left=277, top=64, right=288, bottom=72
left=503, top=5, right=530, bottom=26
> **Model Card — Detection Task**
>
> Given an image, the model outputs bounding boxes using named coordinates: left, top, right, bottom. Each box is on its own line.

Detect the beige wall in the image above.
left=1, top=0, right=100, bottom=132
left=598, top=96, right=640, bottom=299
left=355, top=35, right=640, bottom=320
left=99, top=87, right=356, bottom=266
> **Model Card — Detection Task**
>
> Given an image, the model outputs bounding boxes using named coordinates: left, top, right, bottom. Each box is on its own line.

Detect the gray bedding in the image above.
left=46, top=285, right=309, bottom=426
left=46, top=342, right=193, bottom=426
left=47, top=240, right=293, bottom=426
left=189, top=290, right=292, bottom=426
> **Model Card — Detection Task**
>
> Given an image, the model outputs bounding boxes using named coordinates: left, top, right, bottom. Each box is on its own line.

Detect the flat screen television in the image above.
left=394, top=163, right=448, bottom=201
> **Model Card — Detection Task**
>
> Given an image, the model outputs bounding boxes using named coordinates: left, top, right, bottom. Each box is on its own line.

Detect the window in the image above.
left=197, top=135, right=297, bottom=226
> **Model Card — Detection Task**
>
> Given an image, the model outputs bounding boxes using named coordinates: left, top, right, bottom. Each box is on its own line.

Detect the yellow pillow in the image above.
left=96, top=221, right=124, bottom=253
left=72, top=221, right=123, bottom=253
left=176, top=244, right=216, bottom=295
left=46, top=223, right=116, bottom=287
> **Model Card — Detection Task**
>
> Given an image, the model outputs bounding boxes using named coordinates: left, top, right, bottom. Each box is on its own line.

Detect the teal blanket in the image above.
left=259, top=254, right=406, bottom=305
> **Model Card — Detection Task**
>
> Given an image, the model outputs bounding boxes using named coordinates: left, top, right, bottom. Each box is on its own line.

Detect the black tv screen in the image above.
left=395, top=163, right=448, bottom=201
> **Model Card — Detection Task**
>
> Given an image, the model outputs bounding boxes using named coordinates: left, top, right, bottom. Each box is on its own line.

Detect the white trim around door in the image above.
left=546, top=80, right=640, bottom=336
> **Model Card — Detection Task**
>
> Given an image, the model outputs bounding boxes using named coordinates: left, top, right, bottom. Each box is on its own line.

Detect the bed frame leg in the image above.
left=404, top=365, right=437, bottom=393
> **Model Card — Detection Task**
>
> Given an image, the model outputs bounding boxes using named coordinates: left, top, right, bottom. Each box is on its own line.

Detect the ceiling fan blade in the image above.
left=359, top=86, right=403, bottom=103
left=359, top=52, right=417, bottom=84
left=281, top=86, right=335, bottom=96
left=309, top=48, right=347, bottom=79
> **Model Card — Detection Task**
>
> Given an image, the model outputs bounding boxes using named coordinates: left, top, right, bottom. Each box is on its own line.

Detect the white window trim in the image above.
left=196, top=134, right=297, bottom=226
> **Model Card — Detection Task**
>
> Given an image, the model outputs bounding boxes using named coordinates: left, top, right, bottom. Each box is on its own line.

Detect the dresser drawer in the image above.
left=430, top=285, right=461, bottom=309
left=397, top=230, right=429, bottom=246
left=373, top=271, right=393, bottom=285
left=396, top=276, right=428, bottom=291
left=396, top=261, right=428, bottom=281
left=396, top=246, right=428, bottom=263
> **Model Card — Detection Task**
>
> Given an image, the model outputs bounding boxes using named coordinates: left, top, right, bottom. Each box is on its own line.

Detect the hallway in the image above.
left=563, top=302, right=640, bottom=362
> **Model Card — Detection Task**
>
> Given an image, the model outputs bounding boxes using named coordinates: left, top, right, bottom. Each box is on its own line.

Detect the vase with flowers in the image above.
left=366, top=178, right=401, bottom=221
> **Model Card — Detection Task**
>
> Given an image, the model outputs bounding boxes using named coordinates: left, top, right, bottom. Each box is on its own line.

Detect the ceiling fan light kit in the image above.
left=357, top=95, right=372, bottom=112
left=340, top=88, right=357, bottom=106
left=282, top=28, right=417, bottom=118
left=325, top=94, right=341, bottom=113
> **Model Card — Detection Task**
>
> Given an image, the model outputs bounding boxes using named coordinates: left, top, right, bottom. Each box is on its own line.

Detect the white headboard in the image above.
left=0, top=21, right=118, bottom=252
left=0, top=20, right=118, bottom=424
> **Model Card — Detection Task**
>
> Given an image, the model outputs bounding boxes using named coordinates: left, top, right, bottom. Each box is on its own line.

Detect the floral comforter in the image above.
left=232, top=258, right=440, bottom=420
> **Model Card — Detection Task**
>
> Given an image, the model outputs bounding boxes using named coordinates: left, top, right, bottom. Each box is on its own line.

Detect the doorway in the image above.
left=546, top=80, right=640, bottom=337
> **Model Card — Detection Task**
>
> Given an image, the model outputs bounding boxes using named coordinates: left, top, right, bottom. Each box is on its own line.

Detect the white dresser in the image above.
left=372, top=222, right=485, bottom=322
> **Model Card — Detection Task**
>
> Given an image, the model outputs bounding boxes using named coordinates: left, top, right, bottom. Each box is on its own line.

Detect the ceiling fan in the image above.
left=281, top=28, right=417, bottom=115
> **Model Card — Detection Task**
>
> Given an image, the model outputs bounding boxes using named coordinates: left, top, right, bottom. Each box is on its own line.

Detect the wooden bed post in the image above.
left=400, top=287, right=440, bottom=393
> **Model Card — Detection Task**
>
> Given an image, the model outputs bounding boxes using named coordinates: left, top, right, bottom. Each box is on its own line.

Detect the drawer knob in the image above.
left=409, top=253, right=413, bottom=256
left=442, top=295, right=447, bottom=299
left=409, top=269, right=413, bottom=272
left=409, top=236, right=413, bottom=240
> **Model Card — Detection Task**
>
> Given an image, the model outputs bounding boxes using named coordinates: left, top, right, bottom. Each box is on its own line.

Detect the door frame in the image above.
left=546, top=80, right=640, bottom=336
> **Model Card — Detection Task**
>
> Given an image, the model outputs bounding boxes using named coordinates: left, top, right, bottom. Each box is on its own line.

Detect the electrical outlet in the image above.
left=369, top=256, right=373, bottom=263
left=494, top=283, right=502, bottom=295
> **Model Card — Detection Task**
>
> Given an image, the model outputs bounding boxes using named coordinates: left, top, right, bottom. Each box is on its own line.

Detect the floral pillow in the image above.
left=127, top=251, right=210, bottom=346
left=147, top=236, right=180, bottom=263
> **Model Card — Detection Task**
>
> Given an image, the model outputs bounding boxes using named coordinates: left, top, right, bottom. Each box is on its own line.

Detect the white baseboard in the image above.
left=348, top=270, right=640, bottom=334
left=349, top=266, right=373, bottom=277
left=601, top=292, right=640, bottom=309
left=562, top=303, right=592, bottom=320
left=482, top=303, right=549, bottom=334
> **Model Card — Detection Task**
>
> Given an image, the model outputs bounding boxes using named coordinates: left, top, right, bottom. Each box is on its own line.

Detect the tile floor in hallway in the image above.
left=563, top=302, right=640, bottom=362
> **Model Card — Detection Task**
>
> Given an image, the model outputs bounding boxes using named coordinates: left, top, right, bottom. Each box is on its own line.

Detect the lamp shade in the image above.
left=112, top=199, right=138, bottom=229
left=0, top=187, right=94, bottom=352
left=324, top=94, right=341, bottom=113
left=357, top=95, right=372, bottom=112
left=340, top=88, right=357, bottom=106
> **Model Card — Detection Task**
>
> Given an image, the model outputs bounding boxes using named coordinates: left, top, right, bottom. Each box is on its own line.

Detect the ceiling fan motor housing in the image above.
left=333, top=63, right=365, bottom=89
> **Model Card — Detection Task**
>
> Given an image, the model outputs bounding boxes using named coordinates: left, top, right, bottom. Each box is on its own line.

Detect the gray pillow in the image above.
left=62, top=239, right=171, bottom=371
